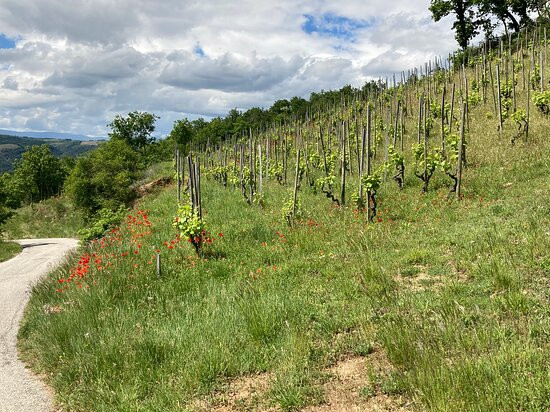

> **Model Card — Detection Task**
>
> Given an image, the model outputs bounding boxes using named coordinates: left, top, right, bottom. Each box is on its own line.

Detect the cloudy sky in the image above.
left=0, top=0, right=458, bottom=137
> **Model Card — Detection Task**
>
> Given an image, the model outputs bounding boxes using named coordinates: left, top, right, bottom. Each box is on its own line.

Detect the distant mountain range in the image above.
left=0, top=134, right=102, bottom=173
left=0, top=129, right=105, bottom=141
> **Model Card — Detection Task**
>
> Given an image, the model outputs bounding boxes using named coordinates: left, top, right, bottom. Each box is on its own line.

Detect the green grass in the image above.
left=0, top=240, right=22, bottom=262
left=18, top=71, right=550, bottom=410
left=2, top=196, right=84, bottom=239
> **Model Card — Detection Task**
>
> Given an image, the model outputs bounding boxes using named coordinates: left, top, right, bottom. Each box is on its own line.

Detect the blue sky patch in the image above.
left=0, top=33, right=16, bottom=49
left=194, top=43, right=206, bottom=57
left=302, top=13, right=373, bottom=41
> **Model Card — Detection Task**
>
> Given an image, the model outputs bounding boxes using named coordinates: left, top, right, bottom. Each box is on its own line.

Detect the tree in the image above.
left=478, top=0, right=542, bottom=35
left=430, top=0, right=481, bottom=49
left=169, top=119, right=193, bottom=149
left=108, top=111, right=159, bottom=151
left=0, top=174, right=14, bottom=231
left=10, top=145, right=67, bottom=204
left=65, top=139, right=141, bottom=214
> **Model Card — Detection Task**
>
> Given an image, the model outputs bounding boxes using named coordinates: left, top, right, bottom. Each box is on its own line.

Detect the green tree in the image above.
left=65, top=139, right=141, bottom=213
left=10, top=145, right=66, bottom=204
left=430, top=0, right=480, bottom=49
left=477, top=0, right=539, bottom=34
left=169, top=119, right=193, bottom=150
left=108, top=111, right=159, bottom=151
left=0, top=173, right=14, bottom=230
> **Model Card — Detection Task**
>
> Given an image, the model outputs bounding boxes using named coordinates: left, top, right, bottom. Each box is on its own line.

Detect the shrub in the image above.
left=77, top=206, right=127, bottom=243
left=65, top=139, right=141, bottom=214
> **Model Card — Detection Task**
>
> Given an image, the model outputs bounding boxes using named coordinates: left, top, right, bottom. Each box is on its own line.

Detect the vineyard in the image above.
left=18, top=27, right=550, bottom=411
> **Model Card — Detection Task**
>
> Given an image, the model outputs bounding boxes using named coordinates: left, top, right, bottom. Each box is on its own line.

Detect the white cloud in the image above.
left=0, top=0, right=457, bottom=137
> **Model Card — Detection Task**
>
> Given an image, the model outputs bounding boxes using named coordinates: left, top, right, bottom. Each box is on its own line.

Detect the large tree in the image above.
left=9, top=145, right=67, bottom=204
left=169, top=119, right=193, bottom=149
left=65, top=139, right=140, bottom=213
left=430, top=0, right=481, bottom=49
left=477, top=0, right=540, bottom=35
left=108, top=111, right=159, bottom=151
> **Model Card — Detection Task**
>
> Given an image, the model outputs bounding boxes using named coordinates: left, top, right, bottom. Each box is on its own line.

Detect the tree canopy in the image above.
left=108, top=111, right=159, bottom=151
left=430, top=0, right=547, bottom=49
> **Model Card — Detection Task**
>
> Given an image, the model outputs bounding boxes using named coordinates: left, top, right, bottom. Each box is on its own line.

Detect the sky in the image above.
left=0, top=0, right=458, bottom=138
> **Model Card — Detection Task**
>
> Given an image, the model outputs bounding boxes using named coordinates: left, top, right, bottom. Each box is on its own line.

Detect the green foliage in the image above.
left=268, top=163, right=284, bottom=185
left=169, top=119, right=193, bottom=149
left=468, top=89, right=481, bottom=109
left=77, top=206, right=127, bottom=243
left=430, top=101, right=442, bottom=118
left=530, top=64, right=541, bottom=90
left=361, top=167, right=383, bottom=193
left=532, top=90, right=550, bottom=115
left=499, top=80, right=514, bottom=119
left=173, top=204, right=206, bottom=240
left=511, top=109, right=527, bottom=124
left=429, top=0, right=479, bottom=49
left=412, top=143, right=436, bottom=176
left=65, top=139, right=141, bottom=214
left=173, top=203, right=209, bottom=254
left=281, top=194, right=302, bottom=225
left=108, top=111, right=159, bottom=151
left=7, top=145, right=68, bottom=205
left=0, top=204, right=13, bottom=234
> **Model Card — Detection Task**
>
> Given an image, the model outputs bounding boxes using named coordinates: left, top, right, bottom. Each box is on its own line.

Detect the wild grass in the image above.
left=0, top=240, right=22, bottom=262
left=2, top=196, right=84, bottom=239
left=18, top=61, right=550, bottom=411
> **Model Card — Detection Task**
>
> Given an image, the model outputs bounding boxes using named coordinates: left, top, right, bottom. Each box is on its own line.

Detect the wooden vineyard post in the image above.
left=249, top=129, right=254, bottom=204
left=319, top=126, right=328, bottom=177
left=423, top=100, right=428, bottom=193
left=489, top=62, right=496, bottom=115
left=392, top=100, right=400, bottom=147
left=400, top=102, right=405, bottom=151
left=258, top=143, right=263, bottom=208
left=195, top=156, right=202, bottom=219
left=456, top=102, right=466, bottom=201
left=496, top=65, right=503, bottom=134
left=526, top=64, right=531, bottom=141
left=450, top=83, right=456, bottom=128
left=417, top=94, right=423, bottom=144
left=187, top=156, right=195, bottom=210
left=358, top=125, right=366, bottom=210
left=366, top=106, right=372, bottom=221
left=383, top=109, right=389, bottom=182
left=540, top=44, right=544, bottom=92
left=292, top=149, right=301, bottom=221
left=283, top=132, right=288, bottom=185
left=176, top=148, right=181, bottom=203
left=265, top=138, right=270, bottom=182
left=156, top=253, right=161, bottom=279
left=340, top=121, right=346, bottom=206
left=239, top=145, right=247, bottom=202
left=441, top=85, right=446, bottom=154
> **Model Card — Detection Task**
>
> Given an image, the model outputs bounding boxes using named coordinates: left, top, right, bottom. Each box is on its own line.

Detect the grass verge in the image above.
left=0, top=240, right=22, bottom=262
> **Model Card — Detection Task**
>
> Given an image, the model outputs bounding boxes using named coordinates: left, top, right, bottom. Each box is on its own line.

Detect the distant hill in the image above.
left=0, top=129, right=104, bottom=141
left=0, top=134, right=102, bottom=172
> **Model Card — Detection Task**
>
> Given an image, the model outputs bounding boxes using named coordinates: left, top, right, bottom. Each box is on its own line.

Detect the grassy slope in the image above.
left=19, top=87, right=550, bottom=410
left=1, top=162, right=173, bottom=240
left=0, top=240, right=22, bottom=262
left=2, top=197, right=84, bottom=239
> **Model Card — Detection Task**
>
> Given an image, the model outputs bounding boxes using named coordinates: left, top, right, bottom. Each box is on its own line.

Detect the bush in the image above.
left=77, top=206, right=127, bottom=243
left=5, top=145, right=68, bottom=206
left=65, top=139, right=141, bottom=214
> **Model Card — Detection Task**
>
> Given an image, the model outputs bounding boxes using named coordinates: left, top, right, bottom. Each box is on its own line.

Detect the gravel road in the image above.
left=0, top=238, right=78, bottom=412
